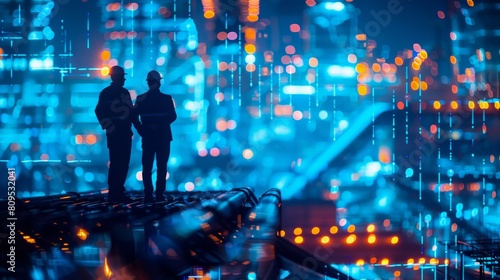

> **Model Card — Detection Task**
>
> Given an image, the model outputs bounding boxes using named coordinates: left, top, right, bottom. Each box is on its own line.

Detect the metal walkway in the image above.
left=2, top=188, right=350, bottom=279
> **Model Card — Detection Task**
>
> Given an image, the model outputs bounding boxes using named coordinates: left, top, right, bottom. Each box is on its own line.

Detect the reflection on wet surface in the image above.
left=2, top=188, right=348, bottom=280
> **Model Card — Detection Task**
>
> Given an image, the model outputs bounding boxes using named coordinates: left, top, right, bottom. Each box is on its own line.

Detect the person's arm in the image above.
left=131, top=95, right=143, bottom=136
left=166, top=96, right=177, bottom=124
left=94, top=91, right=108, bottom=130
left=131, top=107, right=143, bottom=134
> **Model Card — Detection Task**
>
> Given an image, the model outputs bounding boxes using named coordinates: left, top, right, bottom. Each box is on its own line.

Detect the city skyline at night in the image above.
left=1, top=0, right=499, bottom=279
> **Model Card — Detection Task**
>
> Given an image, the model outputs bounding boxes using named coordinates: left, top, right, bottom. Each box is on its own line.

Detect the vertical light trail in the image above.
left=238, top=25, right=242, bottom=107
left=16, top=0, right=21, bottom=71
left=454, top=235, right=458, bottom=269
left=420, top=262, right=424, bottom=280
left=372, top=87, right=375, bottom=145
left=61, top=37, right=69, bottom=82
left=438, top=111, right=441, bottom=202
left=392, top=90, right=396, bottom=176
left=188, top=0, right=191, bottom=18
left=277, top=68, right=281, bottom=105
left=444, top=241, right=448, bottom=279
left=419, top=157, right=422, bottom=200
left=61, top=19, right=65, bottom=61
left=216, top=59, right=220, bottom=105
left=258, top=65, right=261, bottom=118
left=224, top=14, right=228, bottom=49
left=433, top=236, right=437, bottom=256
left=64, top=29, right=67, bottom=53
left=471, top=101, right=475, bottom=166
left=418, top=74, right=423, bottom=200
left=1, top=19, right=4, bottom=76
left=130, top=7, right=134, bottom=77
left=229, top=16, right=234, bottom=101
left=9, top=48, right=13, bottom=79
left=392, top=90, right=395, bottom=139
left=249, top=65, right=253, bottom=88
left=419, top=74, right=422, bottom=114
left=315, top=66, right=319, bottom=106
left=308, top=72, right=312, bottom=122
left=289, top=68, right=292, bottom=106
left=120, top=0, right=124, bottom=26
left=69, top=40, right=72, bottom=74
left=11, top=5, right=20, bottom=75
left=270, top=64, right=274, bottom=120
left=130, top=8, right=134, bottom=54
left=333, top=84, right=336, bottom=141
left=419, top=212, right=423, bottom=247
left=13, top=5, right=22, bottom=78
left=471, top=103, right=475, bottom=131
left=405, top=66, right=409, bottom=144
left=449, top=111, right=453, bottom=211
left=86, top=13, right=90, bottom=48
left=60, top=28, right=65, bottom=82
left=482, top=99, right=486, bottom=130
left=1, top=19, right=10, bottom=78
left=482, top=158, right=486, bottom=206
left=482, top=101, right=486, bottom=207
left=231, top=53, right=234, bottom=100
left=433, top=237, right=437, bottom=280
left=470, top=100, right=475, bottom=224
left=308, top=92, right=311, bottom=122
left=173, top=0, right=177, bottom=41
left=150, top=1, right=153, bottom=61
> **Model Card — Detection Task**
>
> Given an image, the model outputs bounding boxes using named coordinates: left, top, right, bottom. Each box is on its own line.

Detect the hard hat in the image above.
left=146, top=70, right=162, bottom=82
left=109, top=65, right=126, bottom=76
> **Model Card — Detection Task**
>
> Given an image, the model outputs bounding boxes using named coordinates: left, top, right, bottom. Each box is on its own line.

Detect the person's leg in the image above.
left=107, top=133, right=131, bottom=201
left=107, top=137, right=117, bottom=198
left=142, top=138, right=155, bottom=201
left=155, top=141, right=171, bottom=200
left=115, top=135, right=132, bottom=192
left=107, top=135, right=121, bottom=200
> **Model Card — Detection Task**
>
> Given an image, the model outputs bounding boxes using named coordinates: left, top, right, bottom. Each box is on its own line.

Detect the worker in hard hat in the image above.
left=134, top=70, right=177, bottom=203
left=95, top=65, right=141, bottom=203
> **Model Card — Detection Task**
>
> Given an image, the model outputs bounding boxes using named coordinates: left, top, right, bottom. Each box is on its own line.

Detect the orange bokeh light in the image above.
left=397, top=101, right=405, bottom=110
left=85, top=134, right=97, bottom=145
left=101, top=50, right=110, bottom=60
left=320, top=236, right=330, bottom=244
left=358, top=84, right=368, bottom=96
left=244, top=44, right=256, bottom=54
left=204, top=10, right=215, bottom=19
left=101, top=66, right=110, bottom=76
left=75, top=135, right=83, bottom=144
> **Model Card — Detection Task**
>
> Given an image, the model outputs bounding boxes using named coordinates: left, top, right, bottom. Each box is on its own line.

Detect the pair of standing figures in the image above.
left=94, top=66, right=177, bottom=203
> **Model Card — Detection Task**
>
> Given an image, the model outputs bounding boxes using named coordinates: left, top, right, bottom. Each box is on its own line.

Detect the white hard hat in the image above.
left=146, top=70, right=162, bottom=82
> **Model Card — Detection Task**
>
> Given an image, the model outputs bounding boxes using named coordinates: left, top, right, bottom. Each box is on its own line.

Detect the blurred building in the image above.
left=450, top=0, right=500, bottom=98
left=1, top=0, right=500, bottom=279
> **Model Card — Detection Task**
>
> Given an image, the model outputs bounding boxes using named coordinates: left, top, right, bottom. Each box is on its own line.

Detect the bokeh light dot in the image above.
left=227, top=31, right=237, bottom=40
left=290, top=24, right=300, bottom=32
left=242, top=149, right=254, bottom=159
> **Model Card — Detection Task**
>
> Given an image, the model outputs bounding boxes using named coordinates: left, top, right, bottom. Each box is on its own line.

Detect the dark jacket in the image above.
left=95, top=82, right=139, bottom=136
left=135, top=89, right=177, bottom=141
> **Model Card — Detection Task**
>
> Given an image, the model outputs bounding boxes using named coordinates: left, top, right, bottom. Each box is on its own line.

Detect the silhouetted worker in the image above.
left=95, top=66, right=139, bottom=202
left=135, top=70, right=177, bottom=203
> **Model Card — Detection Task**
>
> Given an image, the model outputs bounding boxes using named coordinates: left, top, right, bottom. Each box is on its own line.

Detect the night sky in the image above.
left=54, top=0, right=454, bottom=63
left=354, top=0, right=450, bottom=51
